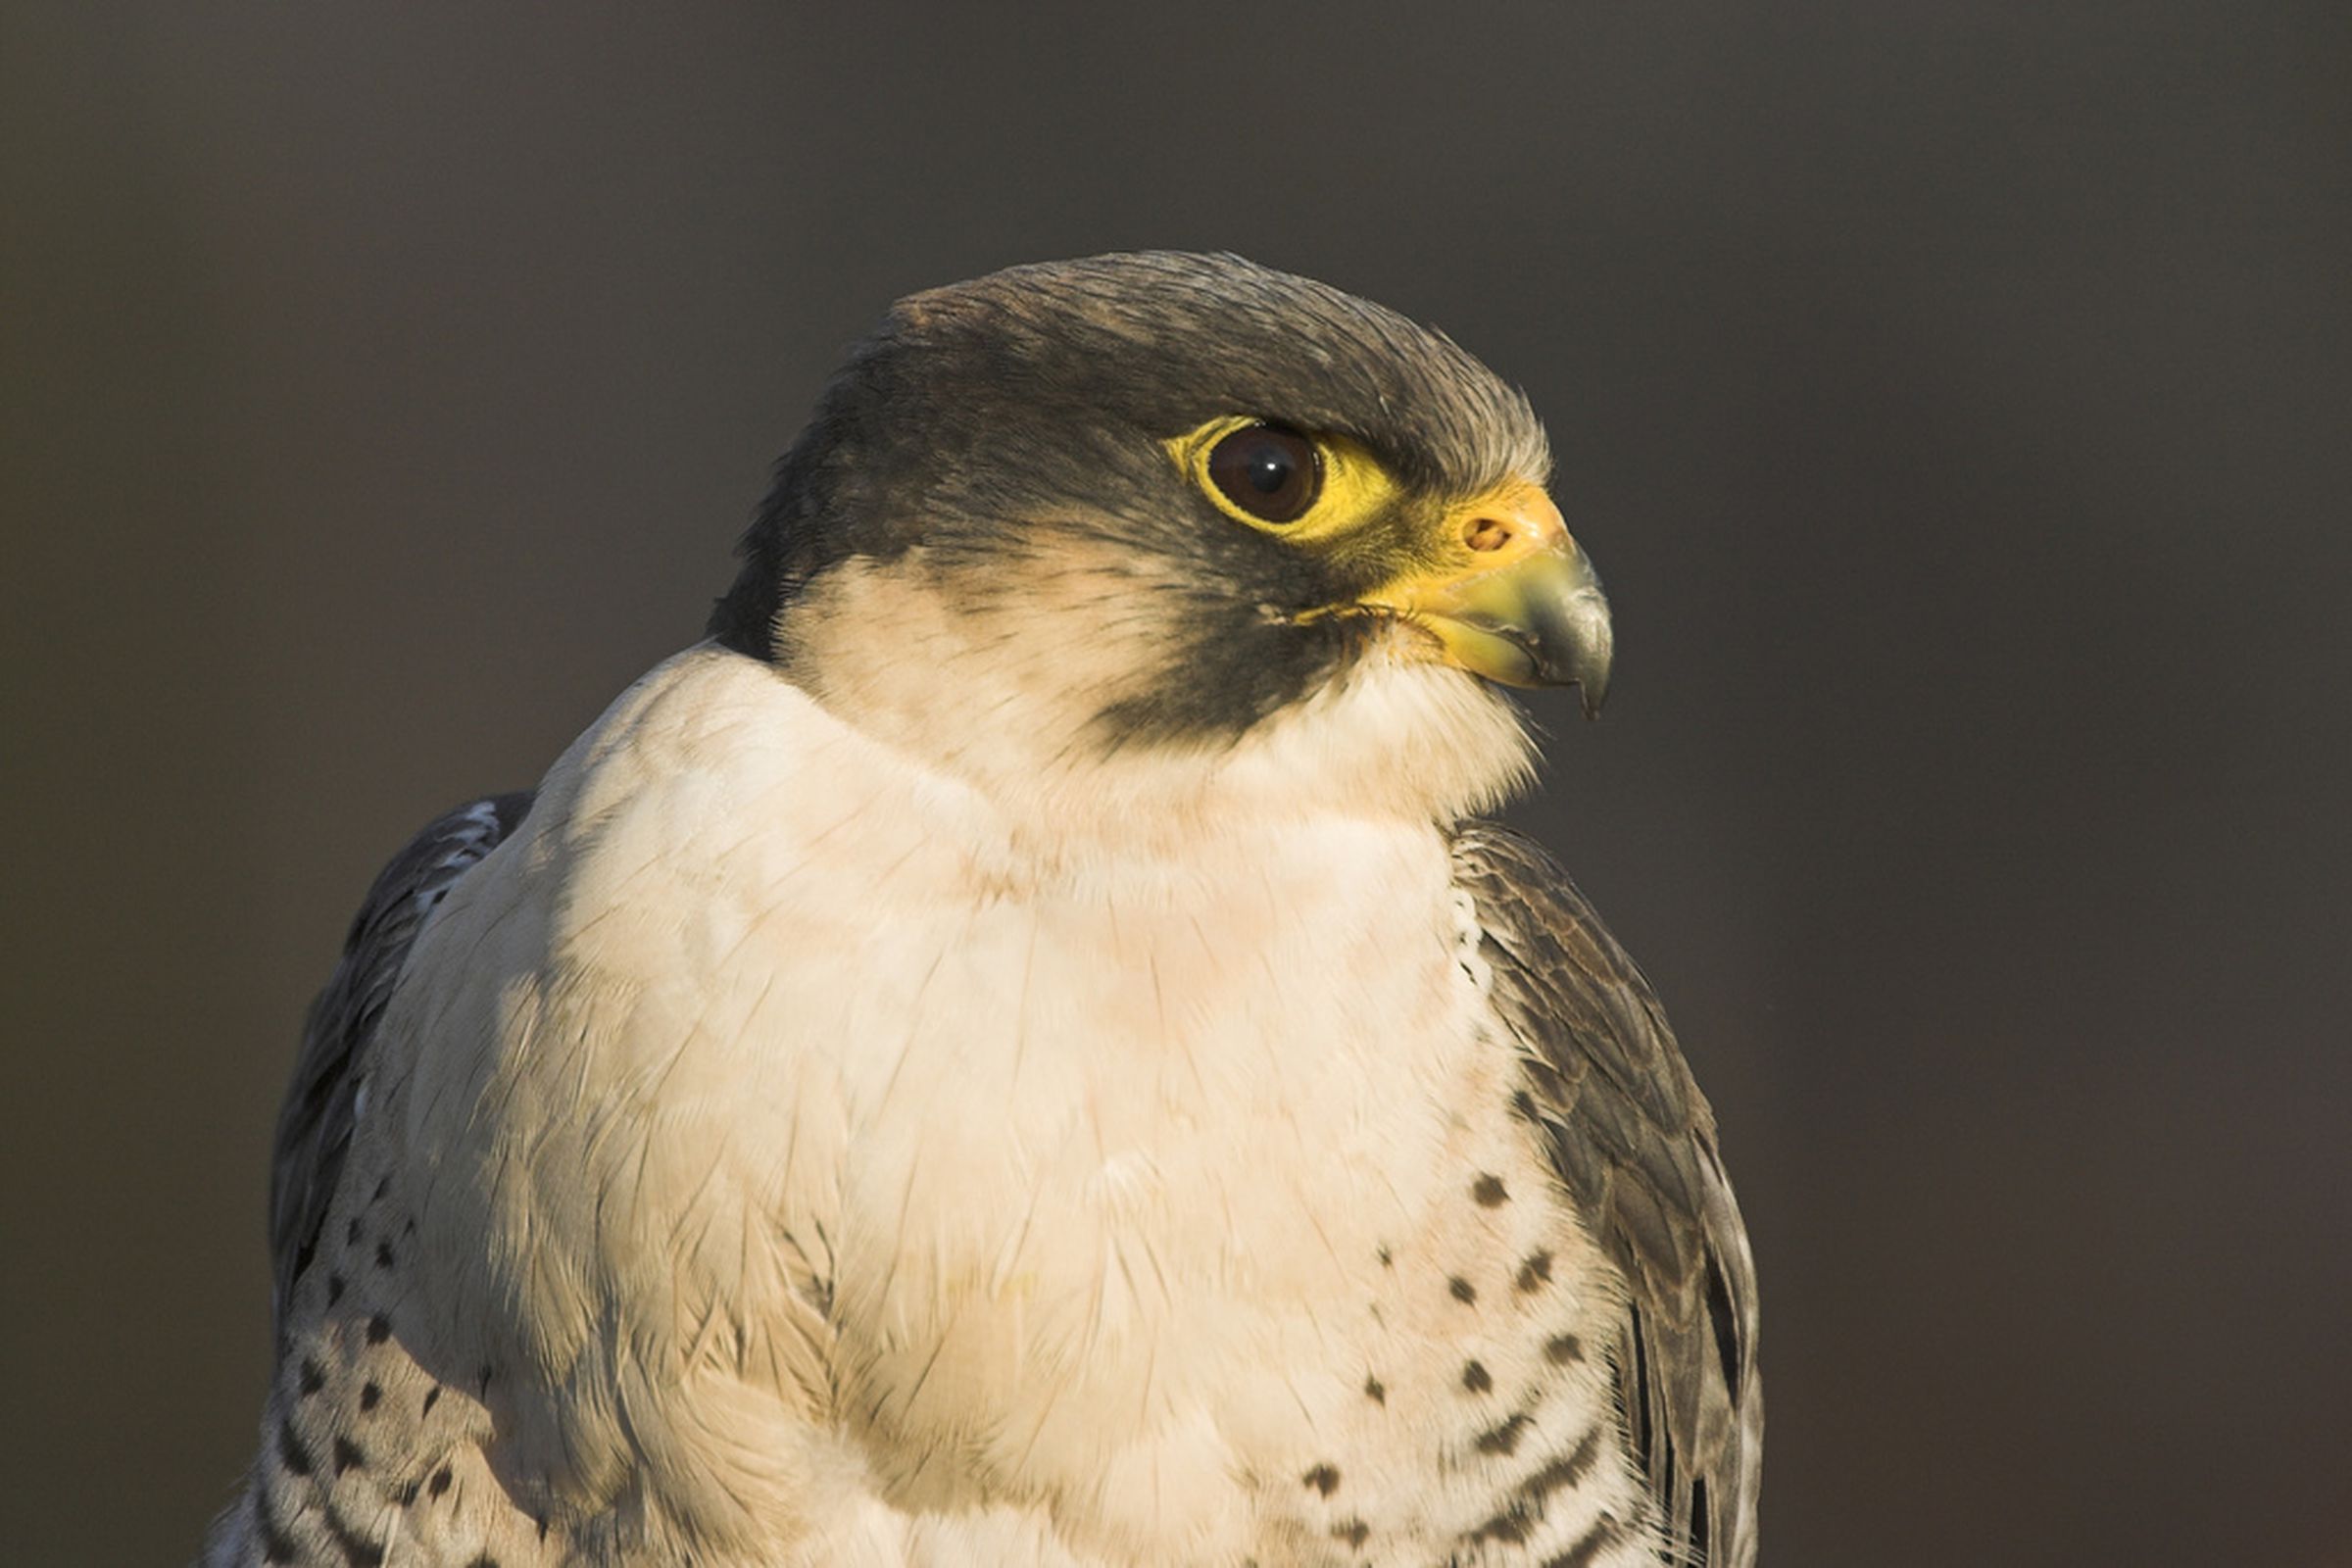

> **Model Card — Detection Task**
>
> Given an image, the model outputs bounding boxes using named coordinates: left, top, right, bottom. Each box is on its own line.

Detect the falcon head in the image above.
left=710, top=252, right=1611, bottom=827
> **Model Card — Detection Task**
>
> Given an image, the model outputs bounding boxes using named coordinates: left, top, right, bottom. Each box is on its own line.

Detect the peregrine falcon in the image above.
left=205, top=252, right=1760, bottom=1567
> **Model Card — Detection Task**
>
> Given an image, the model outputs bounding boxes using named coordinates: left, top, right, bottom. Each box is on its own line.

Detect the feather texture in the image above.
left=1450, top=823, right=1763, bottom=1567
left=270, top=793, right=535, bottom=1342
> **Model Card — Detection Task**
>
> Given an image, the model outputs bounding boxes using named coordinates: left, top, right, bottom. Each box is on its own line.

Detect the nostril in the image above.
left=1464, top=517, right=1512, bottom=553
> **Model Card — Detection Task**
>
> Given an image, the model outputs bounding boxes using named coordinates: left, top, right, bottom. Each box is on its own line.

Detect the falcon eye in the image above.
left=1205, top=423, right=1322, bottom=524
left=1169, top=416, right=1393, bottom=538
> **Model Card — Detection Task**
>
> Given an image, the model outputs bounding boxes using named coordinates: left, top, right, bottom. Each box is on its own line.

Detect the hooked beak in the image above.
left=1355, top=479, right=1613, bottom=717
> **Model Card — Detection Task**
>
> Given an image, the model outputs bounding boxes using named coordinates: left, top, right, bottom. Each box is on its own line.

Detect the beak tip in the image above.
left=1555, top=600, right=1612, bottom=719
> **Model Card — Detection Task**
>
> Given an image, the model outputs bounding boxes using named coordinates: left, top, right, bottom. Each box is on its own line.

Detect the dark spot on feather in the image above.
left=1302, top=1463, right=1340, bottom=1496
left=1691, top=1477, right=1712, bottom=1562
left=323, top=1502, right=385, bottom=1567
left=1461, top=1359, right=1493, bottom=1394
left=297, top=1357, right=324, bottom=1396
left=1465, top=1500, right=1533, bottom=1546
left=374, top=1241, right=395, bottom=1269
left=1516, top=1250, right=1553, bottom=1292
left=403, top=1216, right=416, bottom=1237
left=326, top=1273, right=346, bottom=1305
left=1376, top=1245, right=1393, bottom=1267
left=291, top=1239, right=316, bottom=1283
left=1332, top=1519, right=1369, bottom=1549
left=365, top=1313, right=391, bottom=1345
left=1520, top=1424, right=1604, bottom=1503
left=1511, top=1089, right=1540, bottom=1121
left=331, top=1435, right=365, bottom=1474
left=275, top=1417, right=312, bottom=1477
left=427, top=1464, right=453, bottom=1498
left=421, top=1386, right=441, bottom=1416
left=257, top=1487, right=298, bottom=1563
left=1476, top=1412, right=1533, bottom=1455
left=394, top=1476, right=420, bottom=1506
left=360, top=1381, right=380, bottom=1411
left=466, top=1557, right=502, bottom=1568
left=1472, top=1173, right=1509, bottom=1207
left=1363, top=1375, right=1386, bottom=1405
left=478, top=1363, right=495, bottom=1396
left=1545, top=1509, right=1622, bottom=1568
left=345, top=1217, right=362, bottom=1247
left=369, top=1176, right=389, bottom=1205
left=1448, top=1275, right=1478, bottom=1304
left=1544, top=1333, right=1584, bottom=1365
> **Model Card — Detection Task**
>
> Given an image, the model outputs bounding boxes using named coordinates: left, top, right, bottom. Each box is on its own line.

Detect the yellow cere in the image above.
left=1166, top=416, right=1404, bottom=544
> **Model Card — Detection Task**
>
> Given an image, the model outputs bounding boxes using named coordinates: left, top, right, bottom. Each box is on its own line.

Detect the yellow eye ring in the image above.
left=1167, top=416, right=1402, bottom=540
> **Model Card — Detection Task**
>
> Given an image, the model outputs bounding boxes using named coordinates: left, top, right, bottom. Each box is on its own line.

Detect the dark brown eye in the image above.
left=1205, top=423, right=1321, bottom=523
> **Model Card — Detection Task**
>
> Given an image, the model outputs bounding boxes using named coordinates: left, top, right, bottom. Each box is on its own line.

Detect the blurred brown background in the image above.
left=5, top=4, right=2349, bottom=1564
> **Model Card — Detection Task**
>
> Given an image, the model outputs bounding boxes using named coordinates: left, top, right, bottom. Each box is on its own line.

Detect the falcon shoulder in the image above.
left=268, top=792, right=533, bottom=1341
left=1448, top=822, right=1763, bottom=1568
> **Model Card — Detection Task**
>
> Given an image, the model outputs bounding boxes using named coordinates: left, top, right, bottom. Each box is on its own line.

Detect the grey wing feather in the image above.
left=268, top=792, right=534, bottom=1340
left=1450, top=822, right=1763, bottom=1568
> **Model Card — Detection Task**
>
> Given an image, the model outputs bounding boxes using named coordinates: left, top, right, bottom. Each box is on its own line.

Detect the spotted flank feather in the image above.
left=206, top=794, right=534, bottom=1567
left=270, top=793, right=532, bottom=1339
left=1449, top=823, right=1763, bottom=1568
